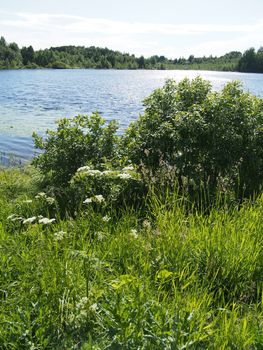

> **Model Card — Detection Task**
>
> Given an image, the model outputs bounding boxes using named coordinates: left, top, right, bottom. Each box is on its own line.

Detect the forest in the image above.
left=0, top=35, right=263, bottom=72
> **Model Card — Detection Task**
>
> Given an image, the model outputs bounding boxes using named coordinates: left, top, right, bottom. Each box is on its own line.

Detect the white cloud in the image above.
left=2, top=12, right=263, bottom=36
left=0, top=11, right=262, bottom=57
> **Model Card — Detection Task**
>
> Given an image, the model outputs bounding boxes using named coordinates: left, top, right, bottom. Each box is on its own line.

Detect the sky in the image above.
left=0, top=0, right=262, bottom=58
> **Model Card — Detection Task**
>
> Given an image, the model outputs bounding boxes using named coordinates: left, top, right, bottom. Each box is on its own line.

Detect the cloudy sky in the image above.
left=0, top=0, right=262, bottom=58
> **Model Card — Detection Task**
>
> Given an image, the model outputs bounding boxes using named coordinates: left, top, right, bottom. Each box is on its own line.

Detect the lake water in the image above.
left=0, top=69, right=263, bottom=162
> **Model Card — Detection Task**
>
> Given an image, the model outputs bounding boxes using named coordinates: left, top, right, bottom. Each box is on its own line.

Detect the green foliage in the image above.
left=21, top=45, right=35, bottom=66
left=2, top=35, right=263, bottom=72
left=123, top=77, right=263, bottom=200
left=0, top=168, right=262, bottom=349
left=32, top=113, right=119, bottom=187
left=0, top=36, right=22, bottom=68
left=238, top=47, right=263, bottom=73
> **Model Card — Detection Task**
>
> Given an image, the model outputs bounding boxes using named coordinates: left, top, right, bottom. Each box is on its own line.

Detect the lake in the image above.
left=0, top=69, right=263, bottom=162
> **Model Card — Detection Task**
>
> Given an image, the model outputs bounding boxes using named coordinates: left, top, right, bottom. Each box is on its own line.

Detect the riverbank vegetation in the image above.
left=0, top=78, right=262, bottom=349
left=1, top=35, right=263, bottom=72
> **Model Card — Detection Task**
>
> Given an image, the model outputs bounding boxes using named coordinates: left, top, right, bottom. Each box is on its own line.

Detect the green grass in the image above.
left=0, top=168, right=262, bottom=349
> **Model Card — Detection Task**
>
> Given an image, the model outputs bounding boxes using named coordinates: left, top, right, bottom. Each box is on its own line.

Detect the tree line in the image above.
left=0, top=36, right=262, bottom=72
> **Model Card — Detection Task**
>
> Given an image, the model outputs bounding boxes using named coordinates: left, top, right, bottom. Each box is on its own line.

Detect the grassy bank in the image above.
left=0, top=167, right=262, bottom=349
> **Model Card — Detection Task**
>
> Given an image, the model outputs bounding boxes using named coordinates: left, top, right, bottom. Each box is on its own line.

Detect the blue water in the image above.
left=0, top=69, right=263, bottom=162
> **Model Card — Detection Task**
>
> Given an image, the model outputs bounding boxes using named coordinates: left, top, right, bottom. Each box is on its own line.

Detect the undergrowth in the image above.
left=0, top=167, right=262, bottom=349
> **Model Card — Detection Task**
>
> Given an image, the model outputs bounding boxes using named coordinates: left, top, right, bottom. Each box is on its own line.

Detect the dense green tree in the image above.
left=21, top=46, right=35, bottom=65
left=238, top=48, right=257, bottom=72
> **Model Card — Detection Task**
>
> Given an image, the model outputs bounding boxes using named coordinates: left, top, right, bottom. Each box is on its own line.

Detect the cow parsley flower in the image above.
left=86, top=170, right=102, bottom=176
left=46, top=197, right=55, bottom=205
left=102, top=215, right=111, bottom=222
left=130, top=229, right=138, bottom=239
left=23, top=216, right=37, bottom=224
left=77, top=165, right=91, bottom=172
left=94, top=195, right=105, bottom=203
left=54, top=231, right=67, bottom=241
left=7, top=214, right=16, bottom=220
left=35, top=192, right=46, bottom=199
left=122, top=165, right=134, bottom=171
left=39, top=217, right=56, bottom=225
left=83, top=197, right=92, bottom=204
left=118, top=173, right=132, bottom=179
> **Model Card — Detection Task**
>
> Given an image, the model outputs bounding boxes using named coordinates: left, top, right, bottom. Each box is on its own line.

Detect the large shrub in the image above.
left=32, top=113, right=119, bottom=187
left=122, top=77, right=263, bottom=199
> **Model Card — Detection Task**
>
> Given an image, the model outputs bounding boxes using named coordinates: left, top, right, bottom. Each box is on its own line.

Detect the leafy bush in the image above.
left=33, top=78, right=263, bottom=207
left=123, top=77, right=263, bottom=199
left=32, top=113, right=119, bottom=187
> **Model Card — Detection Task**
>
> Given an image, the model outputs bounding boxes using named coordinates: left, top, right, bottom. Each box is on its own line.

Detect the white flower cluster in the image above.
left=122, top=165, right=134, bottom=172
left=83, top=198, right=92, bottom=204
left=85, top=169, right=102, bottom=176
left=35, top=192, right=55, bottom=205
left=7, top=214, right=23, bottom=222
left=130, top=229, right=138, bottom=239
left=117, top=173, right=132, bottom=180
left=77, top=165, right=91, bottom=172
left=23, top=216, right=37, bottom=224
left=39, top=218, right=56, bottom=225
left=54, top=230, right=67, bottom=241
left=76, top=166, right=135, bottom=179
left=102, top=215, right=111, bottom=222
left=35, top=192, right=46, bottom=199
left=7, top=214, right=55, bottom=225
left=83, top=194, right=105, bottom=204
left=78, top=169, right=116, bottom=177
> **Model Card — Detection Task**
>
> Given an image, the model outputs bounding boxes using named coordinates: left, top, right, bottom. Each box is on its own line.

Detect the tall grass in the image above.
left=0, top=168, right=262, bottom=349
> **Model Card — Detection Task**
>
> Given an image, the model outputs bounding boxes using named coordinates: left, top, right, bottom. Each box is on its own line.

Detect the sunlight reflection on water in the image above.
left=0, top=69, right=262, bottom=161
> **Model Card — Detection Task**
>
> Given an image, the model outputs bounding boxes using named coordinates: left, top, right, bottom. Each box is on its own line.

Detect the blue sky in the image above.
left=0, top=0, right=262, bottom=58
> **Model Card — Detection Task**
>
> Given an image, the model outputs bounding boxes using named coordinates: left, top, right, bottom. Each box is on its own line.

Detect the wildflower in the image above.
left=89, top=303, right=98, bottom=312
left=96, top=231, right=107, bottom=241
left=23, top=216, right=37, bottom=224
left=23, top=199, right=33, bottom=204
left=102, top=215, right=111, bottom=222
left=130, top=229, right=138, bottom=239
left=77, top=165, right=91, bottom=172
left=76, top=297, right=88, bottom=310
left=102, top=170, right=114, bottom=175
left=86, top=170, right=102, bottom=176
left=7, top=214, right=24, bottom=222
left=35, top=192, right=46, bottom=199
left=11, top=216, right=24, bottom=222
left=93, top=195, right=105, bottom=203
left=39, top=217, right=56, bottom=225
left=7, top=214, right=16, bottom=220
left=83, top=197, right=92, bottom=204
left=117, top=173, right=132, bottom=179
left=122, top=165, right=134, bottom=171
left=54, top=231, right=67, bottom=241
left=46, top=197, right=55, bottom=205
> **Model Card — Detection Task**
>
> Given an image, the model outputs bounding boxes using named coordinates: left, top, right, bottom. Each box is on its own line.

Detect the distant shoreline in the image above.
left=0, top=67, right=259, bottom=73
left=1, top=36, right=263, bottom=73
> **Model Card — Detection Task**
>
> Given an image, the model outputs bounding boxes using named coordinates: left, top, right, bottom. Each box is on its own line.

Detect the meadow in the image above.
left=0, top=167, right=262, bottom=349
